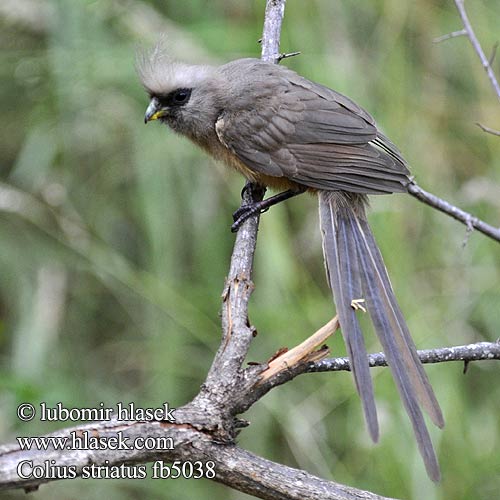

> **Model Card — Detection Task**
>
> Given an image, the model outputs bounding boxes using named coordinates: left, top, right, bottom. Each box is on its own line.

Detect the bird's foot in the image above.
left=231, top=185, right=306, bottom=233
left=231, top=202, right=269, bottom=232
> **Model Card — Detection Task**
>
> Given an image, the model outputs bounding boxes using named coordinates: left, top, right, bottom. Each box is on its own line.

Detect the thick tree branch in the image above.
left=193, top=0, right=290, bottom=432
left=0, top=416, right=393, bottom=500
left=199, top=181, right=266, bottom=411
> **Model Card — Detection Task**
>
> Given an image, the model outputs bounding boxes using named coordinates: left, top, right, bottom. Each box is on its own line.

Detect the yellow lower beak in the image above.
left=144, top=98, right=165, bottom=123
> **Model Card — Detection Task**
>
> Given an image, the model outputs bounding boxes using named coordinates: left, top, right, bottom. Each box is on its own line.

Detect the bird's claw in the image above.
left=232, top=205, right=251, bottom=223
left=231, top=204, right=261, bottom=232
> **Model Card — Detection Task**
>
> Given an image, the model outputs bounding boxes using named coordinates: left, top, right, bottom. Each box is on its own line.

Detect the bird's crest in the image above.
left=136, top=40, right=215, bottom=96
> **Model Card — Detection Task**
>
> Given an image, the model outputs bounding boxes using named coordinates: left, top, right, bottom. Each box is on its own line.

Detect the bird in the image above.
left=138, top=48, right=444, bottom=481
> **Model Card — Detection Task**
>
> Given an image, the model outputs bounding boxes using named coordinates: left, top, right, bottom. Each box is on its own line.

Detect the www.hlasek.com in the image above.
left=17, top=430, right=175, bottom=452
left=15, top=401, right=216, bottom=480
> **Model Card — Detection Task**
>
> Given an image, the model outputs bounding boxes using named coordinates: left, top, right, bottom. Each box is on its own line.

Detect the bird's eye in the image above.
left=172, top=88, right=192, bottom=104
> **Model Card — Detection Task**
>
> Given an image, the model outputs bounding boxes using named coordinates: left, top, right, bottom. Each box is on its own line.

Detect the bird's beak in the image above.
left=144, top=97, right=164, bottom=124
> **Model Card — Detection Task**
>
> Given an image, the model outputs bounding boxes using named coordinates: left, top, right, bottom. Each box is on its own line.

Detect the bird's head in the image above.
left=137, top=45, right=226, bottom=141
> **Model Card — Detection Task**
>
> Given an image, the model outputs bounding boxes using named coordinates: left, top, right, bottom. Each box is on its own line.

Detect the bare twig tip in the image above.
left=433, top=29, right=467, bottom=44
left=277, top=51, right=301, bottom=62
left=488, top=42, right=498, bottom=66
left=476, top=122, right=500, bottom=136
left=463, top=360, right=470, bottom=374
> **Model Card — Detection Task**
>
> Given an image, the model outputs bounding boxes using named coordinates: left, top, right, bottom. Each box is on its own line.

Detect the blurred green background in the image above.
left=1, top=0, right=499, bottom=499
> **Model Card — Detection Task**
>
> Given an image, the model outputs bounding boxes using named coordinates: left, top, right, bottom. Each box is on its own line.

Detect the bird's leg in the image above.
left=240, top=180, right=266, bottom=200
left=231, top=185, right=307, bottom=232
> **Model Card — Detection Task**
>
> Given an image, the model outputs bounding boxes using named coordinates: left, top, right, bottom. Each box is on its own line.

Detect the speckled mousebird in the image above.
left=138, top=47, right=444, bottom=481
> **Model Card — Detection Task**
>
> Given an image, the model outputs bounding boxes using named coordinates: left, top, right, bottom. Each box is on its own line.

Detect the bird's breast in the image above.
left=196, top=133, right=302, bottom=192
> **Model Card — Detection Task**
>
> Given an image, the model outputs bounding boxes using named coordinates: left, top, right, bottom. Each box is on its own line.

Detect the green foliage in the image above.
left=0, top=1, right=499, bottom=498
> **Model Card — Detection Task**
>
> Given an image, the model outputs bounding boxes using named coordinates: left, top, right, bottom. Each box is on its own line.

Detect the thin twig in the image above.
left=307, top=341, right=500, bottom=373
left=433, top=29, right=467, bottom=43
left=244, top=340, right=500, bottom=411
left=407, top=180, right=500, bottom=244
left=488, top=41, right=498, bottom=67
left=277, top=50, right=301, bottom=62
left=476, top=122, right=500, bottom=136
left=453, top=0, right=500, bottom=101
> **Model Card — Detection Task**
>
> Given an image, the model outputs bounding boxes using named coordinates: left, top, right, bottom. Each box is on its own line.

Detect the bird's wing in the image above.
left=216, top=64, right=410, bottom=194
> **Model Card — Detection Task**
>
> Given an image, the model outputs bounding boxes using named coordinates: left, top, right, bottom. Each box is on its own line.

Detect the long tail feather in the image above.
left=354, top=216, right=444, bottom=429
left=319, top=191, right=443, bottom=482
left=319, top=193, right=379, bottom=441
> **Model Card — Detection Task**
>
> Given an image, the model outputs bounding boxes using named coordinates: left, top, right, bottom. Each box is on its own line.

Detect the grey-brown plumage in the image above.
left=139, top=51, right=444, bottom=481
